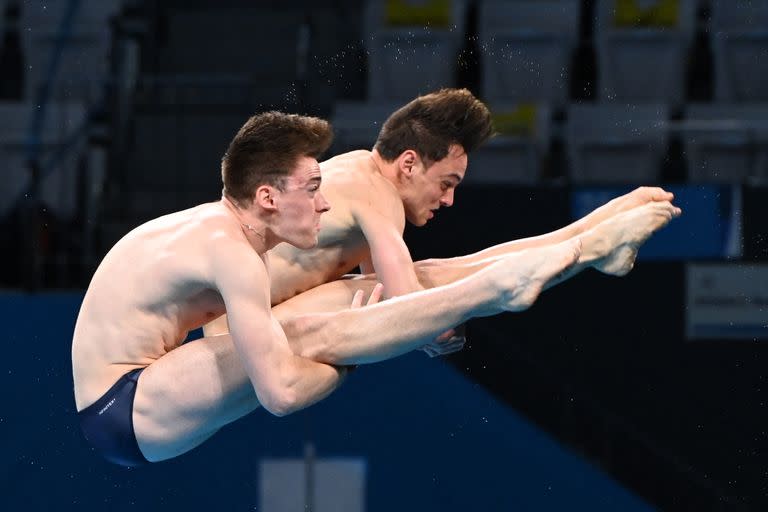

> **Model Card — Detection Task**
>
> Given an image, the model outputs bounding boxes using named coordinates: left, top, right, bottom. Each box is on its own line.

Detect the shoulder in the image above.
left=197, top=207, right=268, bottom=287
left=355, top=171, right=404, bottom=231
left=321, top=151, right=377, bottom=190
left=323, top=153, right=403, bottom=219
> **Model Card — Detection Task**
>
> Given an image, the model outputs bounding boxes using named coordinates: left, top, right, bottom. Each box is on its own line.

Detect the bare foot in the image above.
left=595, top=201, right=681, bottom=276
left=602, top=187, right=674, bottom=217
left=492, top=238, right=582, bottom=312
left=582, top=187, right=674, bottom=231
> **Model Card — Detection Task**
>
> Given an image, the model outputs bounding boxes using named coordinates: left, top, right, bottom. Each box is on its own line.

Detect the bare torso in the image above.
left=267, top=150, right=403, bottom=304
left=71, top=202, right=254, bottom=410
left=73, top=152, right=401, bottom=410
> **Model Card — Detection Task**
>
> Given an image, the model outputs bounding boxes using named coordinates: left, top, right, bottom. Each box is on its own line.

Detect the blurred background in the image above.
left=1, top=0, right=766, bottom=510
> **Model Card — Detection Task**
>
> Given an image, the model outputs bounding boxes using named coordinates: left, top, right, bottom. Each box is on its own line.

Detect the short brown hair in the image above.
left=373, top=88, right=494, bottom=164
left=222, top=111, right=333, bottom=204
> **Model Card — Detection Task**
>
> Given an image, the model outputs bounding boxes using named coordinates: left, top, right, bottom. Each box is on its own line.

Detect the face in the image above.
left=401, top=144, right=467, bottom=226
left=272, top=156, right=330, bottom=249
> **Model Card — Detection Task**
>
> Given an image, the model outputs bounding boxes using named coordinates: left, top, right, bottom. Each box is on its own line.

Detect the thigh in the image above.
left=272, top=275, right=379, bottom=321
left=132, top=276, right=380, bottom=462
left=132, top=334, right=259, bottom=462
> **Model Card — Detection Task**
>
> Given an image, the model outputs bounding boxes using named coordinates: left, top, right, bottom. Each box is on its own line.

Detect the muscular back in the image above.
left=267, top=150, right=405, bottom=304
left=71, top=203, right=241, bottom=410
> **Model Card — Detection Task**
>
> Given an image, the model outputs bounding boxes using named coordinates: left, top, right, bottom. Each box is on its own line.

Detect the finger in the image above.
left=350, top=289, right=364, bottom=309
left=437, top=333, right=464, bottom=345
left=367, top=283, right=385, bottom=306
left=434, top=336, right=466, bottom=353
left=443, top=336, right=467, bottom=349
left=435, top=328, right=456, bottom=342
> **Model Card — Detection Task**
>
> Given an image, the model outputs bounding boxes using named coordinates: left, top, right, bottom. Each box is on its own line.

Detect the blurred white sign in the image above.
left=259, top=457, right=366, bottom=512
left=686, top=264, right=768, bottom=340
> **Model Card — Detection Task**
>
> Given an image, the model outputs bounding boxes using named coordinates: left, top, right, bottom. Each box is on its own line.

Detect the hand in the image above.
left=349, top=282, right=384, bottom=309
left=420, top=324, right=467, bottom=358
left=340, top=283, right=384, bottom=377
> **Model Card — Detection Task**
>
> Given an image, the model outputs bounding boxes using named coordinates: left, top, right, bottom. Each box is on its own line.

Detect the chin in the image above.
left=303, top=236, right=320, bottom=249
left=286, top=236, right=317, bottom=250
left=406, top=214, right=427, bottom=227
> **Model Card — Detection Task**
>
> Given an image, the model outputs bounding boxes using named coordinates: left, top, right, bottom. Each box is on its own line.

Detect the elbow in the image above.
left=262, top=388, right=299, bottom=417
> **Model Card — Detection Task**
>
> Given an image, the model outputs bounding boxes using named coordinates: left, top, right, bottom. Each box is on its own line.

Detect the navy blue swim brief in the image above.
left=78, top=368, right=148, bottom=467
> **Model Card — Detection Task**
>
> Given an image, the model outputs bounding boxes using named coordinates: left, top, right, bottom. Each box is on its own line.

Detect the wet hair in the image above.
left=221, top=111, right=333, bottom=205
left=373, top=88, right=494, bottom=164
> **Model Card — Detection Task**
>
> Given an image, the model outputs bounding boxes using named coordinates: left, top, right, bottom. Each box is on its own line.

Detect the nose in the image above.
left=316, top=191, right=331, bottom=213
left=440, top=189, right=454, bottom=207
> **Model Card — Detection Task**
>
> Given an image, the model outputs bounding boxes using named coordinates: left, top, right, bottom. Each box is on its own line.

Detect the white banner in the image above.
left=686, top=264, right=768, bottom=340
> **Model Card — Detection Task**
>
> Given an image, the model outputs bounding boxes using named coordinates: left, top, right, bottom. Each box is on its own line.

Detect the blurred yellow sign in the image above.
left=492, top=104, right=537, bottom=137
left=385, top=0, right=452, bottom=28
left=613, top=0, right=680, bottom=28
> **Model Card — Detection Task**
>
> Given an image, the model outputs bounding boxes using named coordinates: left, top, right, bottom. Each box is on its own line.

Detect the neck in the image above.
left=370, top=149, right=400, bottom=188
left=220, top=195, right=271, bottom=252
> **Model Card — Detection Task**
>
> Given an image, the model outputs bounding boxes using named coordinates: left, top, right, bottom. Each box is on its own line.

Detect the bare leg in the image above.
left=414, top=259, right=491, bottom=289
left=132, top=277, right=379, bottom=462
left=412, top=187, right=675, bottom=267
left=131, top=240, right=583, bottom=462
left=272, top=277, right=378, bottom=319
left=132, top=334, right=258, bottom=462
left=414, top=201, right=680, bottom=290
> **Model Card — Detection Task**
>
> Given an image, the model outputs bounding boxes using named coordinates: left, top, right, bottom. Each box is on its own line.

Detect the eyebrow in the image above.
left=444, top=173, right=463, bottom=183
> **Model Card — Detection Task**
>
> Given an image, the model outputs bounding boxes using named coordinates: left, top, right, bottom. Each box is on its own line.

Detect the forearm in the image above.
left=283, top=273, right=498, bottom=366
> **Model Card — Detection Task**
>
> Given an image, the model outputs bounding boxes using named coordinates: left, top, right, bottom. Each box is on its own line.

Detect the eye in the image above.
left=441, top=182, right=452, bottom=191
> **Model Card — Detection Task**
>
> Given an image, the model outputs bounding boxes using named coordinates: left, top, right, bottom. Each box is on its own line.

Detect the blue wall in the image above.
left=0, top=292, right=653, bottom=511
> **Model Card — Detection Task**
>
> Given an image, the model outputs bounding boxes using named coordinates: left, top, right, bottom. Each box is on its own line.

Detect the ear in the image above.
left=254, top=184, right=278, bottom=212
left=398, top=150, right=418, bottom=178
